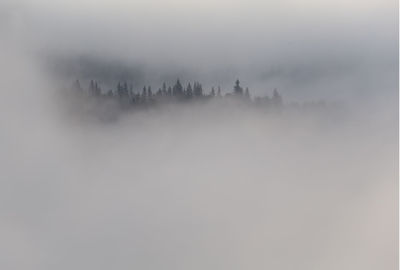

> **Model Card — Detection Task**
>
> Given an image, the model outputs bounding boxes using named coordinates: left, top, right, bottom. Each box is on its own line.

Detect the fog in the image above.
left=0, top=0, right=398, bottom=269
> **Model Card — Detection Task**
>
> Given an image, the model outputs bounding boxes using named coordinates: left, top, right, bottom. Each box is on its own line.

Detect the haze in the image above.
left=0, top=0, right=398, bottom=269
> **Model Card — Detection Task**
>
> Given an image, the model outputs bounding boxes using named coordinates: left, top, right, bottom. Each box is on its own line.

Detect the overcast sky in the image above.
left=1, top=0, right=398, bottom=101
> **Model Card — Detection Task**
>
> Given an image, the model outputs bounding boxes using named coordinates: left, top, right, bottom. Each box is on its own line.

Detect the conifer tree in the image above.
left=193, top=82, right=203, bottom=97
left=173, top=79, right=183, bottom=96
left=234, top=79, right=243, bottom=95
left=94, top=81, right=101, bottom=96
left=89, top=80, right=95, bottom=95
left=72, top=80, right=82, bottom=95
left=245, top=87, right=250, bottom=99
left=186, top=83, right=193, bottom=98
left=272, top=88, right=282, bottom=106
left=162, top=82, right=167, bottom=95
left=142, top=86, right=147, bottom=100
left=210, top=87, right=215, bottom=96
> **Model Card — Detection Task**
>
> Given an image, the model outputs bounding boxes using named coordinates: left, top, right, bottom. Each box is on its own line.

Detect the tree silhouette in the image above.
left=173, top=79, right=183, bottom=96
left=210, top=87, right=215, bottom=97
left=142, top=86, right=147, bottom=101
left=186, top=83, right=193, bottom=98
left=234, top=79, right=243, bottom=95
left=162, top=82, right=167, bottom=96
left=73, top=79, right=82, bottom=92
left=272, top=88, right=282, bottom=106
left=74, top=78, right=285, bottom=113
left=193, top=82, right=203, bottom=97
left=245, top=87, right=250, bottom=99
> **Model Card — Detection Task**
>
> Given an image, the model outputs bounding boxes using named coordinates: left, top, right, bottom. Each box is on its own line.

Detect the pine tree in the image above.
left=245, top=87, right=250, bottom=99
left=173, top=79, right=183, bottom=96
left=233, top=79, right=243, bottom=95
left=73, top=79, right=82, bottom=92
left=186, top=83, right=193, bottom=98
left=117, top=82, right=122, bottom=97
left=142, top=86, right=147, bottom=101
left=89, top=80, right=95, bottom=96
left=162, top=82, right=167, bottom=96
left=94, top=81, right=101, bottom=96
left=193, top=82, right=203, bottom=97
left=210, top=87, right=215, bottom=96
left=272, top=88, right=282, bottom=106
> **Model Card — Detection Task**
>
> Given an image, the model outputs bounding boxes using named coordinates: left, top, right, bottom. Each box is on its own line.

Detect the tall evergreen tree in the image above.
left=94, top=81, right=101, bottom=96
left=117, top=82, right=122, bottom=97
left=193, top=82, right=203, bottom=97
left=142, top=86, right=147, bottom=100
left=210, top=87, right=215, bottom=97
left=272, top=88, right=282, bottom=106
left=245, top=87, right=250, bottom=99
left=173, top=79, right=183, bottom=96
left=73, top=79, right=82, bottom=92
left=89, top=80, right=95, bottom=95
left=186, top=83, right=193, bottom=98
left=233, top=79, right=243, bottom=95
left=162, top=82, right=167, bottom=96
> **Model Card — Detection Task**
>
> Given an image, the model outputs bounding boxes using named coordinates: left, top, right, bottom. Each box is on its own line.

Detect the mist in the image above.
left=0, top=0, right=398, bottom=269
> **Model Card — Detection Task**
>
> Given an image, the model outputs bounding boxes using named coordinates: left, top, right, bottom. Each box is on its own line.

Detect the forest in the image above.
left=70, top=78, right=284, bottom=109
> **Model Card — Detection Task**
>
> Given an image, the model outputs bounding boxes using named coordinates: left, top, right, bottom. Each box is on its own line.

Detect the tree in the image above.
left=272, top=88, right=282, bottom=106
left=117, top=81, right=128, bottom=98
left=186, top=83, right=193, bottom=98
left=193, top=82, right=203, bottom=97
left=210, top=87, right=215, bottom=97
left=142, top=86, right=147, bottom=100
left=72, top=79, right=82, bottom=93
left=162, top=82, right=167, bottom=96
left=233, top=79, right=243, bottom=95
left=173, top=79, right=183, bottom=96
left=94, top=81, right=101, bottom=96
left=245, top=87, right=250, bottom=99
left=123, top=82, right=128, bottom=93
left=89, top=80, right=95, bottom=95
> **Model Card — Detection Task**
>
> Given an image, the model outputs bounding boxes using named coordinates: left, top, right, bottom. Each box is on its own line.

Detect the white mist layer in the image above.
left=0, top=41, right=397, bottom=270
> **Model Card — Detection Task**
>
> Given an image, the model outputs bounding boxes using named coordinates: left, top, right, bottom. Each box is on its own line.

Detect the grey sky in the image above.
left=1, top=0, right=397, bottom=101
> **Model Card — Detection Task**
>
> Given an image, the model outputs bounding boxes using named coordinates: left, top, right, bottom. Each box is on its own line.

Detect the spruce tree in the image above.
left=210, top=87, right=215, bottom=96
left=233, top=79, right=243, bottom=95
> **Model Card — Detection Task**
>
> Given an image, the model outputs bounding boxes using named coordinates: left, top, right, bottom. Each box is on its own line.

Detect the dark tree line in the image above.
left=71, top=78, right=283, bottom=108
